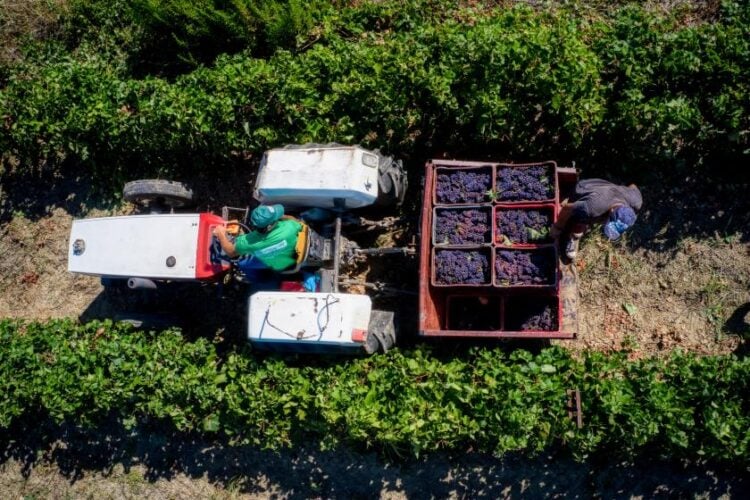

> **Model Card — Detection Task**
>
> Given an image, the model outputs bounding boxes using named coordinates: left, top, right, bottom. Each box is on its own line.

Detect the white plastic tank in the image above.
left=253, top=145, right=380, bottom=209
left=247, top=292, right=372, bottom=349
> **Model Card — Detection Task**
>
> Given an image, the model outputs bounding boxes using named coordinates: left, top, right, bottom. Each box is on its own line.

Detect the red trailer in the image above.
left=419, top=159, right=579, bottom=339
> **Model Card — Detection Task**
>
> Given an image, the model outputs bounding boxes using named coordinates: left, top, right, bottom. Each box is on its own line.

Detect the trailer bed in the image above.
left=418, top=159, right=578, bottom=339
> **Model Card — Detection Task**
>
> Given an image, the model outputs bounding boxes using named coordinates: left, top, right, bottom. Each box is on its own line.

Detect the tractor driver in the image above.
left=212, top=204, right=302, bottom=272
left=550, top=179, right=642, bottom=261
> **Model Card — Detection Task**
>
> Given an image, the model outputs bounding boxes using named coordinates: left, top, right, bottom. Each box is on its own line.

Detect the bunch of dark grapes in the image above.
left=496, top=209, right=551, bottom=244
left=435, top=208, right=490, bottom=245
left=495, top=249, right=555, bottom=285
left=520, top=305, right=557, bottom=331
left=436, top=168, right=492, bottom=204
left=434, top=250, right=489, bottom=285
left=496, top=165, right=553, bottom=201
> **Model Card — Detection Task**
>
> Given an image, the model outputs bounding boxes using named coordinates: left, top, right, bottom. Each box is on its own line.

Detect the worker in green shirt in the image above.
left=213, top=204, right=302, bottom=271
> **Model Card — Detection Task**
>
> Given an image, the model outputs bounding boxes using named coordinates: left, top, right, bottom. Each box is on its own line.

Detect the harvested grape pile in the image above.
left=434, top=208, right=491, bottom=245
left=495, top=249, right=556, bottom=286
left=496, top=165, right=553, bottom=201
left=434, top=249, right=490, bottom=285
left=435, top=168, right=492, bottom=204
left=496, top=208, right=552, bottom=245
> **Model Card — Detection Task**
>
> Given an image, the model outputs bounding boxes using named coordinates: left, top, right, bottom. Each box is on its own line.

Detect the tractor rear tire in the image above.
left=375, top=157, right=407, bottom=207
left=123, top=179, right=194, bottom=210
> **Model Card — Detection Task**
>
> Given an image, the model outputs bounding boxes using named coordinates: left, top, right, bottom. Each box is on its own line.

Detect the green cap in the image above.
left=251, top=204, right=284, bottom=229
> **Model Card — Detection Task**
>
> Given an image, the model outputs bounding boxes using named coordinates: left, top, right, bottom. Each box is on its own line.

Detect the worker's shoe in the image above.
left=565, top=233, right=583, bottom=261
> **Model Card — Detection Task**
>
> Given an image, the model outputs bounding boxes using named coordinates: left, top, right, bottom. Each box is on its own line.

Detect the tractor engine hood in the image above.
left=67, top=213, right=227, bottom=280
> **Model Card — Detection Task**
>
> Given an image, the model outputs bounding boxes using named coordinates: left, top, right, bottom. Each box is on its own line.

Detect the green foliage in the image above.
left=56, top=0, right=336, bottom=75
left=1, top=319, right=748, bottom=463
left=2, top=2, right=748, bottom=185
left=587, top=2, right=750, bottom=173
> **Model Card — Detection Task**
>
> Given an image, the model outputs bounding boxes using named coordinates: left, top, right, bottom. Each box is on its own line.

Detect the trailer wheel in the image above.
left=123, top=179, right=194, bottom=211
left=365, top=310, right=397, bottom=354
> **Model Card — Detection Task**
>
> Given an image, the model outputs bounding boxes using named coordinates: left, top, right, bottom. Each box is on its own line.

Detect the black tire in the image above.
left=376, top=157, right=407, bottom=207
left=365, top=310, right=397, bottom=354
left=123, top=179, right=194, bottom=209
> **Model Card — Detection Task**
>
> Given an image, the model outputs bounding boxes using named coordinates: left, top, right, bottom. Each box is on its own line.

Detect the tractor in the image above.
left=68, top=144, right=408, bottom=354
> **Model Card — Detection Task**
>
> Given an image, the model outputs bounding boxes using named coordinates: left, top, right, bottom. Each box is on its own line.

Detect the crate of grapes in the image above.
left=495, top=162, right=557, bottom=203
left=419, top=159, right=578, bottom=339
left=433, top=206, right=492, bottom=247
left=431, top=248, right=492, bottom=287
left=433, top=165, right=493, bottom=205
left=493, top=247, right=558, bottom=289
left=494, top=205, right=555, bottom=247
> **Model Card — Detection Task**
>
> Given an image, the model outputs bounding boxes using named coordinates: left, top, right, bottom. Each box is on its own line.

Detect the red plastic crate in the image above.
left=492, top=247, right=559, bottom=289
left=502, top=294, right=561, bottom=333
left=433, top=165, right=493, bottom=206
left=494, top=162, right=558, bottom=204
left=433, top=205, right=492, bottom=247
left=493, top=204, right=556, bottom=247
left=445, top=294, right=503, bottom=331
left=431, top=247, right=492, bottom=288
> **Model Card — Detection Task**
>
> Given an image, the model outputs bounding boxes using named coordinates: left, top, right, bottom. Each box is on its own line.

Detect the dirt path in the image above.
left=2, top=179, right=748, bottom=357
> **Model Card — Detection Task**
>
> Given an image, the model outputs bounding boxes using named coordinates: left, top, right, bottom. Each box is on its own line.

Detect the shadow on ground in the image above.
left=626, top=174, right=750, bottom=254
left=1, top=419, right=746, bottom=498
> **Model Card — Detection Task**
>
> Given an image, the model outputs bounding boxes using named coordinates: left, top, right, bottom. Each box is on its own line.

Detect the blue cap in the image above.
left=603, top=206, right=637, bottom=240
left=251, top=204, right=284, bottom=229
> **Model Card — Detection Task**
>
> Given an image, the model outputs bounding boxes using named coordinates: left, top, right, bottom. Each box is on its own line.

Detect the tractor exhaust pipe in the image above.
left=127, top=277, right=158, bottom=290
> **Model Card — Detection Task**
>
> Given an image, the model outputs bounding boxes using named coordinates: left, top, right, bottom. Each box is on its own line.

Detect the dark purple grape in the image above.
left=436, top=168, right=492, bottom=204
left=520, top=305, right=556, bottom=331
left=434, top=208, right=490, bottom=245
left=494, top=249, right=556, bottom=286
left=504, top=297, right=558, bottom=331
left=496, top=209, right=551, bottom=245
left=434, top=249, right=490, bottom=285
left=496, top=165, right=553, bottom=201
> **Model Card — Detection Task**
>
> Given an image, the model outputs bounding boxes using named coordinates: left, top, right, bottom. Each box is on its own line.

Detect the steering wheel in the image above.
left=210, top=221, right=251, bottom=265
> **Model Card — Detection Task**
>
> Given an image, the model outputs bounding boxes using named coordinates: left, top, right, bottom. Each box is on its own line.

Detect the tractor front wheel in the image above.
left=123, top=179, right=194, bottom=212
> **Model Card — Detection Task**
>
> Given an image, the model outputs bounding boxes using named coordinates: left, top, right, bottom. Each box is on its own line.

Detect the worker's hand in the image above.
left=550, top=224, right=563, bottom=239
left=212, top=225, right=227, bottom=238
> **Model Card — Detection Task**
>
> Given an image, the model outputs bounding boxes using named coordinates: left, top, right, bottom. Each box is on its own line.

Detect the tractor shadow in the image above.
left=79, top=279, right=251, bottom=344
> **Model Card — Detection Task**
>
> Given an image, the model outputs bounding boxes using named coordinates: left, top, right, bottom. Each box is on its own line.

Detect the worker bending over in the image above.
left=551, top=179, right=642, bottom=261
left=213, top=204, right=302, bottom=271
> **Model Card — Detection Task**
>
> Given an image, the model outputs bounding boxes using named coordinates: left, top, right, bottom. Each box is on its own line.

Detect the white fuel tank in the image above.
left=253, top=145, right=380, bottom=209
left=247, top=292, right=372, bottom=349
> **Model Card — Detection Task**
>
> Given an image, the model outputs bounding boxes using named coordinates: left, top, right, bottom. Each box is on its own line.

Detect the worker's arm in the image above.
left=212, top=225, right=238, bottom=258
left=551, top=202, right=578, bottom=238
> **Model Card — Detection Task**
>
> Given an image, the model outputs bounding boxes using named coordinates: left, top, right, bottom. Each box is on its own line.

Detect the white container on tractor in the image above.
left=67, top=144, right=406, bottom=354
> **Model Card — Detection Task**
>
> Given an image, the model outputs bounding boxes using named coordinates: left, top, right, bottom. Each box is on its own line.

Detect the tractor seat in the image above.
left=281, top=222, right=311, bottom=274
